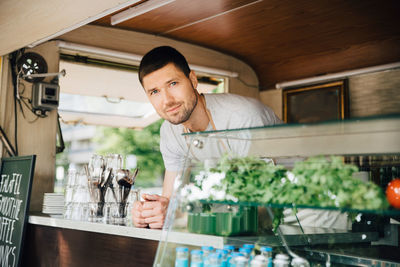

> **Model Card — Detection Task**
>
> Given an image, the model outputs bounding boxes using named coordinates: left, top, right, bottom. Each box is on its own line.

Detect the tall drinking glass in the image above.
left=86, top=154, right=105, bottom=222
left=111, top=168, right=138, bottom=225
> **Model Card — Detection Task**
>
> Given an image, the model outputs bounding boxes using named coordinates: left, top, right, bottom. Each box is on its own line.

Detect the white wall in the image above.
left=0, top=0, right=136, bottom=56
left=59, top=25, right=260, bottom=99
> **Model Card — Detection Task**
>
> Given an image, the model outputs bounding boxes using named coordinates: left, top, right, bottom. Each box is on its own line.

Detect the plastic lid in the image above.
left=176, top=247, right=189, bottom=252
left=224, top=244, right=235, bottom=250
left=191, top=249, right=203, bottom=255
left=239, top=247, right=252, bottom=253
left=202, top=246, right=214, bottom=251
left=251, top=256, right=268, bottom=267
left=216, top=249, right=228, bottom=255
left=260, top=246, right=272, bottom=252
left=243, top=244, right=255, bottom=249
left=291, top=257, right=309, bottom=266
left=275, top=254, right=289, bottom=261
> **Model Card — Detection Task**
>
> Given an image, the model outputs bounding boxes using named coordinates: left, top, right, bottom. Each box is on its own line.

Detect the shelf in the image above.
left=301, top=246, right=400, bottom=266
left=183, top=115, right=400, bottom=157
left=29, top=214, right=222, bottom=247
left=225, top=225, right=379, bottom=247
left=196, top=200, right=400, bottom=217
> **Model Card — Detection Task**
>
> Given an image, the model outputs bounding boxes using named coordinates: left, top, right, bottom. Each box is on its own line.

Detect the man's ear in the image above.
left=189, top=70, right=198, bottom=90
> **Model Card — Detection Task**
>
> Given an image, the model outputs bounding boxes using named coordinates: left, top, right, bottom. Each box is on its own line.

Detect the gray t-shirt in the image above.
left=160, top=93, right=281, bottom=171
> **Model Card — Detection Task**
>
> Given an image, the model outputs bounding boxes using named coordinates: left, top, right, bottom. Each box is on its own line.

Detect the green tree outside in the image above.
left=95, top=119, right=165, bottom=188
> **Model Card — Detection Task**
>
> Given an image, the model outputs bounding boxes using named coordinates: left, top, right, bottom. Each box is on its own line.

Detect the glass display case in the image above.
left=154, top=115, right=400, bottom=267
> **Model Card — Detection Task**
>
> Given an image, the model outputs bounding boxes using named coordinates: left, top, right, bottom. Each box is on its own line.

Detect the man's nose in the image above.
left=162, top=89, right=174, bottom=105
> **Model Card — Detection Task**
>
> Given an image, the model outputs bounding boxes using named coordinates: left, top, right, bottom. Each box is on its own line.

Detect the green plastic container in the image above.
left=240, top=206, right=258, bottom=234
left=199, top=213, right=216, bottom=235
left=188, top=206, right=257, bottom=236
left=215, top=212, right=238, bottom=236
left=188, top=213, right=200, bottom=233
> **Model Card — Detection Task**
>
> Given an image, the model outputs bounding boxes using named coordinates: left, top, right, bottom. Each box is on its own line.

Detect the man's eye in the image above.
left=150, top=89, right=159, bottom=95
left=170, top=81, right=177, bottom=87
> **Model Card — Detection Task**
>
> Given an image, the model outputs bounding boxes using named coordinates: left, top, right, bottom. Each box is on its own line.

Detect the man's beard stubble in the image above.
left=166, top=90, right=198, bottom=125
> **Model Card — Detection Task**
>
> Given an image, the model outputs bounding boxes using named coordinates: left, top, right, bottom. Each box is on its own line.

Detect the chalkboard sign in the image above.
left=0, top=155, right=36, bottom=267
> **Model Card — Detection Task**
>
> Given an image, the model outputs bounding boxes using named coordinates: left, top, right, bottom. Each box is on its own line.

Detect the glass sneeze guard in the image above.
left=154, top=115, right=400, bottom=267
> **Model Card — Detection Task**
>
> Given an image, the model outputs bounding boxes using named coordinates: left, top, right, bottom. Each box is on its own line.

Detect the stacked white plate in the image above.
left=42, top=193, right=64, bottom=215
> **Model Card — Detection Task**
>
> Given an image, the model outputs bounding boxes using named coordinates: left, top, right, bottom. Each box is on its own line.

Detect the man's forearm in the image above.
left=162, top=170, right=177, bottom=199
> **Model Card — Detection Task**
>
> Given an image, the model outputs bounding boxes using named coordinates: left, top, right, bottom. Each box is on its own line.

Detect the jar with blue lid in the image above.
left=175, top=247, right=189, bottom=267
left=216, top=249, right=229, bottom=267
left=229, top=252, right=244, bottom=267
left=208, top=252, right=222, bottom=267
left=223, top=245, right=235, bottom=253
left=260, top=246, right=273, bottom=267
left=202, top=245, right=214, bottom=265
left=190, top=249, right=203, bottom=267
left=239, top=247, right=252, bottom=260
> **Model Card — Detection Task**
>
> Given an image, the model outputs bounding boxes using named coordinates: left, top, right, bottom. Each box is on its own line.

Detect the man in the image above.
left=132, top=46, right=281, bottom=228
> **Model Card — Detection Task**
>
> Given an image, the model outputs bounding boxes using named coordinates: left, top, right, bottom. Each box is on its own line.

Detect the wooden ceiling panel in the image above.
left=165, top=1, right=399, bottom=59
left=92, top=0, right=400, bottom=89
left=93, top=0, right=257, bottom=34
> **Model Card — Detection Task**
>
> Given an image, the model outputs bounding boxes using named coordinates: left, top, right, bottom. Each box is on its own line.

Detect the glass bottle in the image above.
left=224, top=245, right=235, bottom=265
left=229, top=252, right=244, bottom=267
left=175, top=247, right=189, bottom=267
left=190, top=249, right=203, bottom=267
left=208, top=252, right=222, bottom=267
left=273, top=254, right=290, bottom=267
left=242, top=244, right=255, bottom=260
left=250, top=255, right=268, bottom=267
left=291, top=257, right=310, bottom=267
left=223, top=244, right=235, bottom=254
left=202, top=246, right=214, bottom=266
left=239, top=247, right=251, bottom=262
left=260, top=246, right=272, bottom=267
left=234, top=256, right=249, bottom=267
left=216, top=249, right=228, bottom=267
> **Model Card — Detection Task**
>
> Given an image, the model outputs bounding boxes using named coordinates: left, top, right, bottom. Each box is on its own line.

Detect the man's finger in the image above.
left=142, top=201, right=163, bottom=210
left=143, top=214, right=164, bottom=224
left=141, top=208, right=163, bottom=218
left=133, top=222, right=148, bottom=228
left=148, top=222, right=164, bottom=229
left=142, top=194, right=161, bottom=201
left=132, top=201, right=144, bottom=211
left=132, top=216, right=148, bottom=227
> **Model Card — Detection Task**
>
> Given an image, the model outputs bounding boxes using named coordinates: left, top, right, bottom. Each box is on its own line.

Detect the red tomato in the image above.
left=386, top=178, right=400, bottom=209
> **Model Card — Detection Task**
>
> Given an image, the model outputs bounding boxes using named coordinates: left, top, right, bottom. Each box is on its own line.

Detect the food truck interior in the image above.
left=0, top=0, right=400, bottom=266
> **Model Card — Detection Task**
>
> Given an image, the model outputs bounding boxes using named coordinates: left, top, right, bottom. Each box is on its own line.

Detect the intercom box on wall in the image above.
left=32, top=82, right=60, bottom=111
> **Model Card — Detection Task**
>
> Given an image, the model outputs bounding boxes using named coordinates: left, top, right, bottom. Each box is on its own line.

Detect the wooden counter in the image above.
left=22, top=215, right=225, bottom=267
left=23, top=215, right=160, bottom=267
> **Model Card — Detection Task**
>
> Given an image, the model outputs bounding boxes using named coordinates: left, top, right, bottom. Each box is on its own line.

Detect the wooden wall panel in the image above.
left=22, top=224, right=158, bottom=267
left=349, top=69, right=400, bottom=118
left=261, top=38, right=400, bottom=88
left=0, top=56, right=14, bottom=158
left=259, top=89, right=283, bottom=120
left=0, top=42, right=58, bottom=211
left=263, top=69, right=400, bottom=122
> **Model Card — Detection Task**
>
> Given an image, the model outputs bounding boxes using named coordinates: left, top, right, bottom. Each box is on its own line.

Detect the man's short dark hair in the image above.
left=138, top=46, right=191, bottom=85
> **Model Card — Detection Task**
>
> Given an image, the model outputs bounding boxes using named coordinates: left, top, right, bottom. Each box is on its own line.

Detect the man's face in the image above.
left=142, top=63, right=198, bottom=125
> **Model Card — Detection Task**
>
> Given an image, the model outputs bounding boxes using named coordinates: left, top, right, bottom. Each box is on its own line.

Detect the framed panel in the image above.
left=283, top=81, right=347, bottom=123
